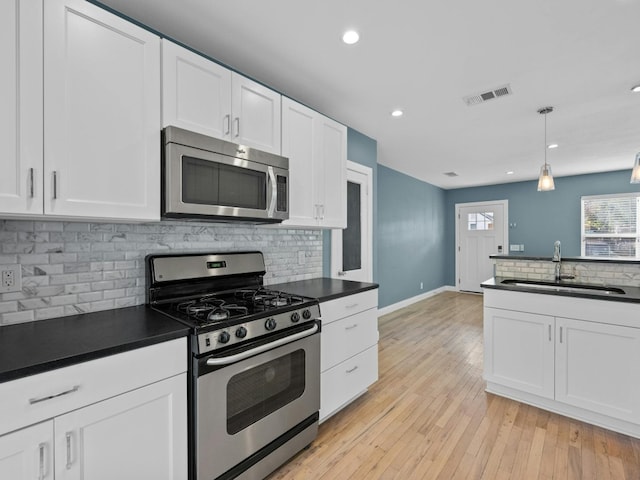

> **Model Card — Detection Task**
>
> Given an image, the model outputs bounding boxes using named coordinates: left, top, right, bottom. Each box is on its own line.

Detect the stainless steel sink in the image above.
left=500, top=279, right=626, bottom=295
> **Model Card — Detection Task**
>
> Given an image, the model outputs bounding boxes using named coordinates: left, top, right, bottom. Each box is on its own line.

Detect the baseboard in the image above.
left=377, top=285, right=456, bottom=317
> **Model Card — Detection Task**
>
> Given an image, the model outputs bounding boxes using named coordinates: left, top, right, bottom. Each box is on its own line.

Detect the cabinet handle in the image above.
left=29, top=168, right=35, bottom=198
left=224, top=114, right=231, bottom=135
left=29, top=385, right=80, bottom=404
left=65, top=432, right=73, bottom=470
left=345, top=323, right=358, bottom=331
left=346, top=365, right=359, bottom=374
left=38, top=443, right=46, bottom=480
left=345, top=303, right=359, bottom=309
left=548, top=324, right=551, bottom=342
left=337, top=271, right=347, bottom=276
left=234, top=117, right=240, bottom=138
left=559, top=326, right=563, bottom=344
left=320, top=204, right=325, bottom=220
left=52, top=171, right=58, bottom=199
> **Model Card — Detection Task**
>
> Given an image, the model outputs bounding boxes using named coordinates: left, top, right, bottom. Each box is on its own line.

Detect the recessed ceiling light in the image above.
left=342, top=30, right=359, bottom=45
left=631, top=84, right=640, bottom=93
left=391, top=109, right=403, bottom=117
left=547, top=143, right=559, bottom=149
left=506, top=171, right=514, bottom=175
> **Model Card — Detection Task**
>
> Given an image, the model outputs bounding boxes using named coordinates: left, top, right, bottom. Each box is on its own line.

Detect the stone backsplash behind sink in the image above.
left=495, top=258, right=640, bottom=287
left=0, top=220, right=322, bottom=325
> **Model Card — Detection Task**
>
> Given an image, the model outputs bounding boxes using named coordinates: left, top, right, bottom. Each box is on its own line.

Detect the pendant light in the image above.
left=537, top=106, right=555, bottom=191
left=631, top=152, right=640, bottom=184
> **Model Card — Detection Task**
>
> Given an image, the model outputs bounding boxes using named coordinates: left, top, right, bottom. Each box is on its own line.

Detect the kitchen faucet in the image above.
left=552, top=240, right=561, bottom=282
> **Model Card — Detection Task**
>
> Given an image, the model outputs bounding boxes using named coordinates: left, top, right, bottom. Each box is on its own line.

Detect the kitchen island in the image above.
left=482, top=269, right=640, bottom=439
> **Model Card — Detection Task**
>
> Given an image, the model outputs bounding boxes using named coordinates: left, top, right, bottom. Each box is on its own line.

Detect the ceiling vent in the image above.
left=443, top=171, right=459, bottom=177
left=463, top=84, right=513, bottom=106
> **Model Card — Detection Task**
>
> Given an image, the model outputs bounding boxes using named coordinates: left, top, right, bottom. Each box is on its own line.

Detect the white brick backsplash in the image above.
left=495, top=258, right=640, bottom=287
left=1, top=219, right=322, bottom=324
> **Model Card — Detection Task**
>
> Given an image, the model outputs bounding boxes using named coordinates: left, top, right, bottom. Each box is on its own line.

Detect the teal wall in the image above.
left=323, top=128, right=378, bottom=281
left=377, top=165, right=447, bottom=308
left=443, top=169, right=640, bottom=285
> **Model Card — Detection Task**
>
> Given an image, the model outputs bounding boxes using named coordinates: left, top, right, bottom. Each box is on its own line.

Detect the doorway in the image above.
left=455, top=200, right=508, bottom=293
left=331, top=161, right=373, bottom=282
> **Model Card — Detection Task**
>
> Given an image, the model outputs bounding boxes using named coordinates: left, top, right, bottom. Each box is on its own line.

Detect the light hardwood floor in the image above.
left=268, top=291, right=640, bottom=480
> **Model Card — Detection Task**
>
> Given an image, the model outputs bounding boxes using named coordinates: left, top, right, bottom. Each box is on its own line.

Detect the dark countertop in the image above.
left=269, top=277, right=379, bottom=302
left=0, top=306, right=189, bottom=384
left=482, top=277, right=640, bottom=304
left=490, top=255, right=640, bottom=264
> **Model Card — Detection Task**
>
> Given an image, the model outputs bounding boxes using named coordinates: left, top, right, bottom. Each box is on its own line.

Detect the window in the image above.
left=468, top=211, right=494, bottom=231
left=581, top=193, right=640, bottom=258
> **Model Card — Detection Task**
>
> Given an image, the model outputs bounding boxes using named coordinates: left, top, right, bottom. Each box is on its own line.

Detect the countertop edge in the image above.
left=481, top=277, right=640, bottom=304
left=489, top=255, right=640, bottom=264
left=268, top=277, right=379, bottom=303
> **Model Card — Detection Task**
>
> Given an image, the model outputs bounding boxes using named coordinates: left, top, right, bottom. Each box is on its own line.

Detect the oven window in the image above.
left=182, top=156, right=267, bottom=209
left=227, top=350, right=305, bottom=434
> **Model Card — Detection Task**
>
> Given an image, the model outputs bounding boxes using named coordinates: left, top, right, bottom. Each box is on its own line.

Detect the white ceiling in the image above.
left=98, top=0, right=640, bottom=189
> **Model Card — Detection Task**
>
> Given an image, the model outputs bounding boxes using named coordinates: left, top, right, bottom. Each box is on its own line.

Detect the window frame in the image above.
left=580, top=192, right=640, bottom=258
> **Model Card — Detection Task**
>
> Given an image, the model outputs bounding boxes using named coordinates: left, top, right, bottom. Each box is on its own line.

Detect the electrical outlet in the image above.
left=420, top=282, right=424, bottom=290
left=1, top=265, right=22, bottom=293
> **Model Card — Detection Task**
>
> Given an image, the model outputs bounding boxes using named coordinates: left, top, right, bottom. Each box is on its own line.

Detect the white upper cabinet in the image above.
left=281, top=97, right=346, bottom=228
left=231, top=73, right=281, bottom=154
left=43, top=0, right=161, bottom=221
left=0, top=0, right=43, bottom=215
left=162, top=40, right=281, bottom=154
left=162, top=40, right=232, bottom=140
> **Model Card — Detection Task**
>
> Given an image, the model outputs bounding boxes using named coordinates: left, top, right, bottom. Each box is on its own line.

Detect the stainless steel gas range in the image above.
left=146, top=251, right=320, bottom=480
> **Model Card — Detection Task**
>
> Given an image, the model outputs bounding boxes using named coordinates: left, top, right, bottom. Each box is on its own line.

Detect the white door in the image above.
left=0, top=421, right=53, bottom=480
left=0, top=0, right=42, bottom=215
left=55, top=374, right=187, bottom=480
left=483, top=307, right=554, bottom=399
left=555, top=317, right=640, bottom=423
left=331, top=162, right=373, bottom=282
left=231, top=73, right=281, bottom=154
left=44, top=0, right=160, bottom=221
left=456, top=200, right=507, bottom=292
left=162, top=39, right=232, bottom=139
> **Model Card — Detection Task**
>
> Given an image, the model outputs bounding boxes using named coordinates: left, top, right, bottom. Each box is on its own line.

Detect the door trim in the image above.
left=331, top=161, right=373, bottom=282
left=455, top=199, right=508, bottom=291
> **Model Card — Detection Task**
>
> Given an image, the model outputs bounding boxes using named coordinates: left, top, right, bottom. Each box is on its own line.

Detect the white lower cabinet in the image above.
left=483, top=288, right=640, bottom=437
left=0, top=338, right=187, bottom=480
left=484, top=307, right=554, bottom=399
left=0, top=421, right=53, bottom=480
left=319, top=289, right=378, bottom=422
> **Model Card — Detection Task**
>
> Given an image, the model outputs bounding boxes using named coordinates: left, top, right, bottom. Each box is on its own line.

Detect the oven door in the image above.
left=164, top=142, right=288, bottom=222
left=196, top=323, right=320, bottom=480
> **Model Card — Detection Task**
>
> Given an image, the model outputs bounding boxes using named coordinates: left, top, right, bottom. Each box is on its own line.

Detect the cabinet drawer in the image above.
left=321, top=309, right=378, bottom=372
left=0, top=338, right=186, bottom=437
left=320, top=345, right=378, bottom=421
left=320, top=289, right=378, bottom=325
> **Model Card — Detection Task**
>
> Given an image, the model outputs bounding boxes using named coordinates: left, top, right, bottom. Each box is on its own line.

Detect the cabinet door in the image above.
left=0, top=421, right=53, bottom=480
left=0, top=0, right=42, bottom=215
left=555, top=317, right=640, bottom=423
left=44, top=0, right=161, bottom=221
left=483, top=307, right=554, bottom=399
left=162, top=40, right=232, bottom=140
left=55, top=374, right=187, bottom=480
left=316, top=116, right=347, bottom=228
left=231, top=73, right=281, bottom=154
left=281, top=97, right=319, bottom=226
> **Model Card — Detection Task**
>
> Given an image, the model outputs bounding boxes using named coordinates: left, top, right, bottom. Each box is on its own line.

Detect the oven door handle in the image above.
left=206, top=323, right=318, bottom=366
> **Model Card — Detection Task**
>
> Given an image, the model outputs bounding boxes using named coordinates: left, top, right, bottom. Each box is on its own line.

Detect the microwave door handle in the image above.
left=267, top=166, right=277, bottom=218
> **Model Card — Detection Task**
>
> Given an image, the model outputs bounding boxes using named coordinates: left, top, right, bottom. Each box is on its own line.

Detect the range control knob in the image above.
left=218, top=331, right=231, bottom=344
left=290, top=312, right=300, bottom=323
left=235, top=326, right=247, bottom=338
left=265, top=318, right=277, bottom=331
left=302, top=309, right=312, bottom=320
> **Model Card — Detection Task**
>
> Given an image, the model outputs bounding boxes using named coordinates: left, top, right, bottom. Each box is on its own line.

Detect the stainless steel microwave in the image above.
left=162, top=126, right=289, bottom=223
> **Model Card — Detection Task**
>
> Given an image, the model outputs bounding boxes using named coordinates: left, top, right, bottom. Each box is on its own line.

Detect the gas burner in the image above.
left=207, top=309, right=229, bottom=321
left=269, top=297, right=289, bottom=308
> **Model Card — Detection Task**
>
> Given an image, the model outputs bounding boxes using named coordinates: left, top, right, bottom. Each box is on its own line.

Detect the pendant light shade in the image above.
left=537, top=106, right=555, bottom=192
left=631, top=152, right=640, bottom=184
